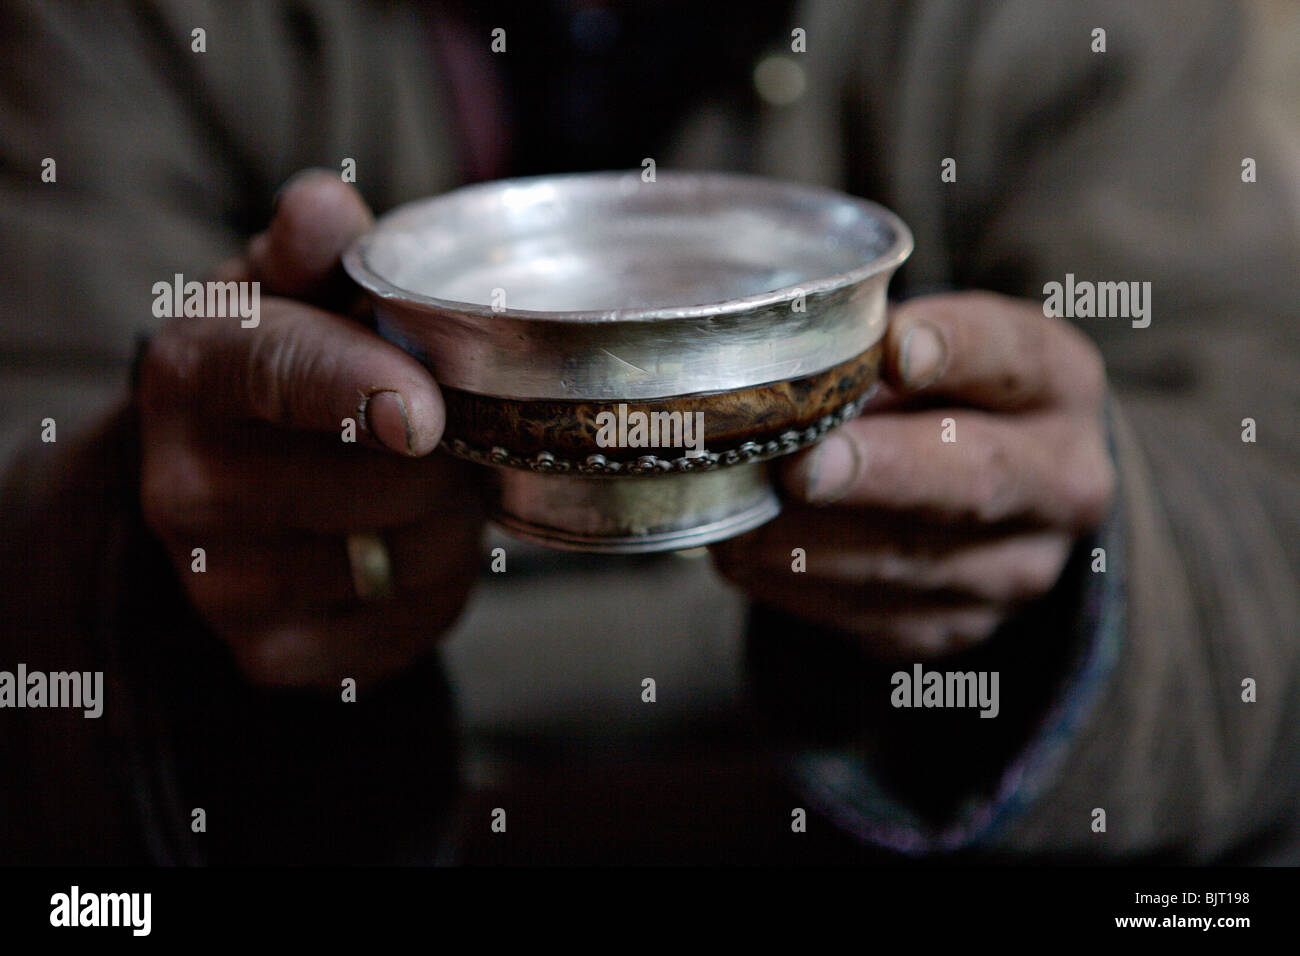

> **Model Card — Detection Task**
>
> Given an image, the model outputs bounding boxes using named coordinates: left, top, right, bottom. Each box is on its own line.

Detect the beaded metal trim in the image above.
left=441, top=386, right=875, bottom=476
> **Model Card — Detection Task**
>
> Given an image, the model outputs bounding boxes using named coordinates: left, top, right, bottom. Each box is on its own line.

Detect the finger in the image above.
left=182, top=522, right=484, bottom=689
left=180, top=512, right=484, bottom=623
left=207, top=256, right=254, bottom=283
left=714, top=506, right=988, bottom=569
left=142, top=421, right=483, bottom=535
left=884, top=291, right=1106, bottom=410
left=749, top=581, right=1005, bottom=658
left=248, top=168, right=374, bottom=300
left=139, top=298, right=444, bottom=455
left=222, top=595, right=477, bottom=689
left=778, top=410, right=1115, bottom=532
left=715, top=512, right=1073, bottom=605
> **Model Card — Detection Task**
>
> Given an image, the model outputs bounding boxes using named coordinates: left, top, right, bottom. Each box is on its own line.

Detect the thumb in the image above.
left=248, top=168, right=374, bottom=300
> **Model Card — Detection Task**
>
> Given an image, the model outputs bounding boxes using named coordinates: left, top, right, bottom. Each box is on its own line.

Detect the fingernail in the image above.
left=796, top=432, right=860, bottom=505
left=360, top=390, right=414, bottom=455
left=901, top=321, right=946, bottom=388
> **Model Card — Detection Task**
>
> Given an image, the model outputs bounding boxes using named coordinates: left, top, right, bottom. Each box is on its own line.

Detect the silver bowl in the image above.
left=344, top=171, right=912, bottom=552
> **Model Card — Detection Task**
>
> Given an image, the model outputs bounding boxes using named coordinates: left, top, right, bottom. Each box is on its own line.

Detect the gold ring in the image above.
left=345, top=532, right=395, bottom=600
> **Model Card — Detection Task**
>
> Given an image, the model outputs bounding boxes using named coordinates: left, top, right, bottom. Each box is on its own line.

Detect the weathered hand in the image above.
left=136, top=171, right=485, bottom=688
left=713, top=291, right=1115, bottom=658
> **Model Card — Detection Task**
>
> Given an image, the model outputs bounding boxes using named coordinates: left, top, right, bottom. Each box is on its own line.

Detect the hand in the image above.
left=712, top=291, right=1115, bottom=658
left=136, top=170, right=486, bottom=688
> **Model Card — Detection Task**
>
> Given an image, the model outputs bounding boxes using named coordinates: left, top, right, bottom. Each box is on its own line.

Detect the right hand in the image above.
left=136, top=170, right=486, bottom=689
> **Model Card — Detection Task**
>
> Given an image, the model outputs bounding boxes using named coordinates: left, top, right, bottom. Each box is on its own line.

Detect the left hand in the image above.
left=712, top=290, right=1115, bottom=658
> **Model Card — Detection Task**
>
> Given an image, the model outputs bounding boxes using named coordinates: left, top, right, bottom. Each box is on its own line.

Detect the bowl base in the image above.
left=490, top=463, right=781, bottom=554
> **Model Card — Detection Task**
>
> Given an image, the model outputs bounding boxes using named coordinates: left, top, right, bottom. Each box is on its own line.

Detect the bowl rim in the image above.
left=343, top=170, right=914, bottom=324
